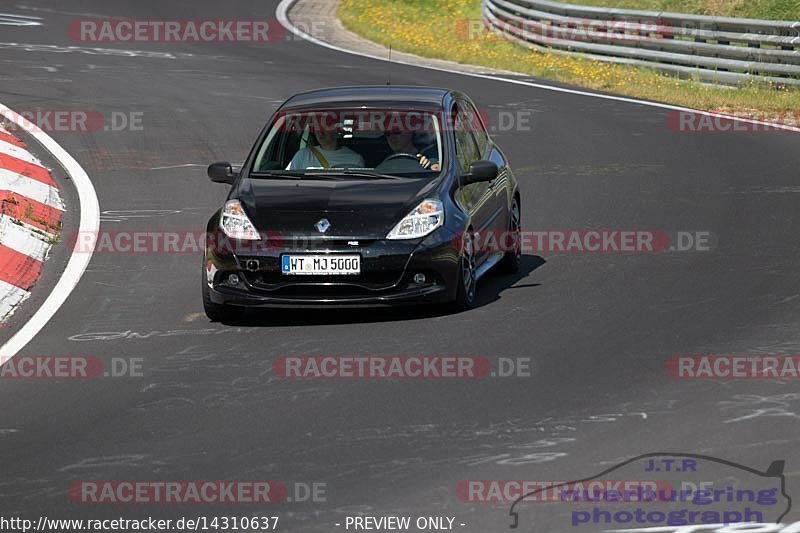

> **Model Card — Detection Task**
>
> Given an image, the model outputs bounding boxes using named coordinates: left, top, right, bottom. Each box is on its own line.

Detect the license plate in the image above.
left=281, top=254, right=361, bottom=275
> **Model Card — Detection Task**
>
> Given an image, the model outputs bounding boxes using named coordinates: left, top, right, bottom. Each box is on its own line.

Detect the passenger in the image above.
left=288, top=121, right=364, bottom=170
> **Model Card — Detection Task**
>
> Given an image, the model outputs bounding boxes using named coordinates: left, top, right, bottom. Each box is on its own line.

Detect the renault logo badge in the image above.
left=315, top=218, right=331, bottom=233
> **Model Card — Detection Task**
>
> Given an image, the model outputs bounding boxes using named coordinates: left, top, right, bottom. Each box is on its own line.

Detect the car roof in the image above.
left=281, top=86, right=451, bottom=110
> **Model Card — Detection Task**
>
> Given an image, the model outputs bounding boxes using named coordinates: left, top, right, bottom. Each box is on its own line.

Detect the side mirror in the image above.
left=463, top=160, right=498, bottom=184
left=208, top=162, right=239, bottom=184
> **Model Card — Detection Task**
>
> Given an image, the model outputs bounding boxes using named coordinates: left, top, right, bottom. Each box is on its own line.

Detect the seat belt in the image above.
left=309, top=146, right=330, bottom=169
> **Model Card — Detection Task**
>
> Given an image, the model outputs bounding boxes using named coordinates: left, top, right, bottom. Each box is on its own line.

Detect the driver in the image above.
left=288, top=120, right=364, bottom=170
left=383, top=128, right=440, bottom=171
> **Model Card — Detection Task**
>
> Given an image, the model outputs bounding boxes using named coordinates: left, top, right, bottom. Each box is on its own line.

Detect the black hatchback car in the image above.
left=202, top=86, right=520, bottom=321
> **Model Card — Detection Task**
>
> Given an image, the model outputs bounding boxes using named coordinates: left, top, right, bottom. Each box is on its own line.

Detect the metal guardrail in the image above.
left=482, top=0, right=800, bottom=86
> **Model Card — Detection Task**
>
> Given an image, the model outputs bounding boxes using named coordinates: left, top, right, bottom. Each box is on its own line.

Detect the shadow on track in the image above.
left=216, top=254, right=546, bottom=327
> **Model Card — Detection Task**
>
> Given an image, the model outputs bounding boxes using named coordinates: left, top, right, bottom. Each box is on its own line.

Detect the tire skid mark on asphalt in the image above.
left=11, top=5, right=110, bottom=19
left=0, top=13, right=42, bottom=27
left=0, top=42, right=192, bottom=60
left=67, top=327, right=252, bottom=341
left=59, top=454, right=150, bottom=471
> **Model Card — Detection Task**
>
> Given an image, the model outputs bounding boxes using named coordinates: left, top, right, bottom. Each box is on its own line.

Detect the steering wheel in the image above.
left=383, top=153, right=420, bottom=163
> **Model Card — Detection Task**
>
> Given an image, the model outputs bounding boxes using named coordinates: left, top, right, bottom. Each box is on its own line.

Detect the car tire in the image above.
left=453, top=230, right=477, bottom=311
left=202, top=271, right=245, bottom=322
left=498, top=196, right=521, bottom=274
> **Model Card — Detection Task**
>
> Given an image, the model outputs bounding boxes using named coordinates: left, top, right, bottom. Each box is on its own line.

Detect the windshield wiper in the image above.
left=250, top=170, right=403, bottom=180
left=306, top=170, right=402, bottom=180
left=249, top=170, right=303, bottom=179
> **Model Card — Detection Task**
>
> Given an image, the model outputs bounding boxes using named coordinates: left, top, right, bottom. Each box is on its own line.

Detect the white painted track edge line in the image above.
left=0, top=104, right=100, bottom=358
left=275, top=0, right=800, bottom=134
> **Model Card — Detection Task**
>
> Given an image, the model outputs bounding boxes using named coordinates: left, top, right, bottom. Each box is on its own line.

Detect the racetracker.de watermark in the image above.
left=455, top=230, right=715, bottom=254
left=667, top=355, right=800, bottom=379
left=68, top=231, right=283, bottom=254
left=0, top=356, right=143, bottom=378
left=272, top=356, right=532, bottom=379
left=667, top=111, right=800, bottom=133
left=456, top=18, right=674, bottom=42
left=68, top=481, right=326, bottom=505
left=1, top=109, right=143, bottom=133
left=69, top=19, right=288, bottom=42
left=66, top=229, right=715, bottom=254
left=457, top=480, right=672, bottom=503
left=273, top=107, right=534, bottom=134
left=69, top=481, right=287, bottom=504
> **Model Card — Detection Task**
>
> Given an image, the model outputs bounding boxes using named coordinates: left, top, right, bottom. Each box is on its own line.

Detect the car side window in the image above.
left=460, top=100, right=489, bottom=156
left=453, top=106, right=481, bottom=174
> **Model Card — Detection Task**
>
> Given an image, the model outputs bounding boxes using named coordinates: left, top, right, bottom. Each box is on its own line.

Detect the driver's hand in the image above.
left=417, top=154, right=440, bottom=171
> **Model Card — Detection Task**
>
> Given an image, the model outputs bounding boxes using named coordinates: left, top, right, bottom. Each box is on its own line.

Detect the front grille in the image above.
left=243, top=271, right=402, bottom=291
left=260, top=284, right=388, bottom=298
left=234, top=242, right=415, bottom=293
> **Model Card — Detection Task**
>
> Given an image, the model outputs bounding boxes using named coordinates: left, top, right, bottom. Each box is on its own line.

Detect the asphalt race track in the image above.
left=1, top=1, right=800, bottom=531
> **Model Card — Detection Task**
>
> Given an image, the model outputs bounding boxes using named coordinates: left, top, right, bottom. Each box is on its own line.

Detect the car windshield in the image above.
left=251, top=108, right=444, bottom=179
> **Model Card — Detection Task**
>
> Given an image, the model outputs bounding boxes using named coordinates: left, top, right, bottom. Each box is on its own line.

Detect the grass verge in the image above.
left=338, top=0, right=800, bottom=117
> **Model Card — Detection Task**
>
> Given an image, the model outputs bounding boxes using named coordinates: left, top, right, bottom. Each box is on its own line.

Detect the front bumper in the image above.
left=208, top=283, right=449, bottom=308
left=204, top=229, right=460, bottom=308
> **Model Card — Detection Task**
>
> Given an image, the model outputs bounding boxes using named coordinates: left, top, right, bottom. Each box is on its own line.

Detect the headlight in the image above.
left=387, top=199, right=444, bottom=240
left=220, top=199, right=261, bottom=240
